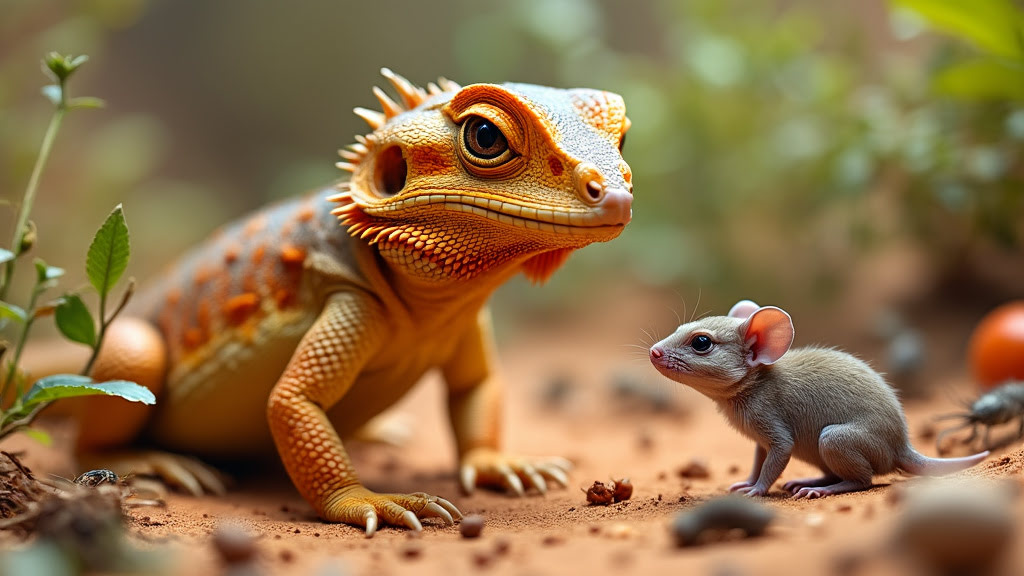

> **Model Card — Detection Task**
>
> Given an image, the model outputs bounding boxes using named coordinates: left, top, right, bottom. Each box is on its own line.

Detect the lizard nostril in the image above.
left=586, top=181, right=603, bottom=201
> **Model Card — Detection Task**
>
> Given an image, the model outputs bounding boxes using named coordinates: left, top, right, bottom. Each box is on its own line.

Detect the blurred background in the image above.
left=1, top=0, right=1022, bottom=392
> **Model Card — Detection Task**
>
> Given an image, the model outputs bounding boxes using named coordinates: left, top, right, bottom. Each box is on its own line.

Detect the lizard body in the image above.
left=54, top=71, right=633, bottom=534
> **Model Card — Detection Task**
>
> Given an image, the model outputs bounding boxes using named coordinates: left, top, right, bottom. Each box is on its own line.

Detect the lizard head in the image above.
left=330, top=69, right=632, bottom=284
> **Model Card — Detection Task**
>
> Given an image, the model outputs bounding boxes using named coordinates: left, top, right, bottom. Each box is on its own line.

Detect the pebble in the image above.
left=677, top=459, right=711, bottom=479
left=894, top=480, right=1014, bottom=576
left=460, top=515, right=485, bottom=539
left=212, top=523, right=258, bottom=565
left=671, top=496, right=775, bottom=547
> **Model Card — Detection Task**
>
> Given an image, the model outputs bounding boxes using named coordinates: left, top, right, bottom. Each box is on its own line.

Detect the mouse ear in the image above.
left=739, top=306, right=794, bottom=366
left=728, top=300, right=760, bottom=319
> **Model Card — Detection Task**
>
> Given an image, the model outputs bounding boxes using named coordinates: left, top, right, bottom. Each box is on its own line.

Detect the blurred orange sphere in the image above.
left=968, top=301, right=1024, bottom=389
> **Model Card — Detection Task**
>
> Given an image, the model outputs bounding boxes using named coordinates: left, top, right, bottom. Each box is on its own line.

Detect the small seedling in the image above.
left=0, top=53, right=154, bottom=443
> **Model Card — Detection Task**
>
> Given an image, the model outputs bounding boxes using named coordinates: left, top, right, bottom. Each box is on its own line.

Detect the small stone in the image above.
left=607, top=523, right=634, bottom=539
left=212, top=523, right=258, bottom=565
left=460, top=514, right=485, bottom=539
left=471, top=550, right=493, bottom=568
left=676, top=459, right=711, bottom=479
left=401, top=543, right=422, bottom=560
left=493, top=537, right=511, bottom=556
left=279, top=550, right=294, bottom=563
left=542, top=535, right=564, bottom=546
left=586, top=481, right=614, bottom=506
left=895, top=480, right=1014, bottom=576
left=671, top=496, right=775, bottom=548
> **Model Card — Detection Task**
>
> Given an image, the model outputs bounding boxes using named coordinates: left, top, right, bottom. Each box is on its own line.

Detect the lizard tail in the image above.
left=900, top=446, right=989, bottom=476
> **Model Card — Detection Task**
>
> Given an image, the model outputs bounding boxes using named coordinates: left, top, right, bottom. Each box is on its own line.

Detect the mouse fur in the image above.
left=650, top=300, right=988, bottom=499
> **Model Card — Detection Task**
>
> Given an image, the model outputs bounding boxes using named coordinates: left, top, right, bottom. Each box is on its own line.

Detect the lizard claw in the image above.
left=80, top=450, right=227, bottom=497
left=459, top=448, right=572, bottom=497
left=323, top=486, right=461, bottom=537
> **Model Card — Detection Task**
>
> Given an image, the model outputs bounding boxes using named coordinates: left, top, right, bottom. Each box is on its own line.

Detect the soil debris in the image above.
left=671, top=496, right=775, bottom=548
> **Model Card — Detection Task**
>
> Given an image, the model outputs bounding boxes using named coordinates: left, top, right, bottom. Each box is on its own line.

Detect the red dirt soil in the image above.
left=3, top=287, right=1024, bottom=576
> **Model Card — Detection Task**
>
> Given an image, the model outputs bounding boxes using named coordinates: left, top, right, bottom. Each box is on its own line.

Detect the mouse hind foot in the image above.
left=782, top=474, right=840, bottom=494
left=792, top=479, right=872, bottom=500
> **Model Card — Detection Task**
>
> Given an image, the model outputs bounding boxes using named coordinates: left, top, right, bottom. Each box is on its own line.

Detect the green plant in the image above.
left=0, top=53, right=154, bottom=443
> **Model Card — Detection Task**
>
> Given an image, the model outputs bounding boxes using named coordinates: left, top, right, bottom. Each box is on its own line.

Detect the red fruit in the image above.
left=968, top=301, right=1024, bottom=389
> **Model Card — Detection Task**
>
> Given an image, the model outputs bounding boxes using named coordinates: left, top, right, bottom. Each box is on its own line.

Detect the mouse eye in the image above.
left=690, top=334, right=713, bottom=353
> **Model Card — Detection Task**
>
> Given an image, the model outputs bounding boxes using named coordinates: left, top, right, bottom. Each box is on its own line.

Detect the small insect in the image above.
left=936, top=381, right=1024, bottom=453
left=73, top=469, right=119, bottom=487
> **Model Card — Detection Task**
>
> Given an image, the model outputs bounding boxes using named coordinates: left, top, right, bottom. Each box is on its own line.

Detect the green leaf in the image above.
left=86, top=204, right=131, bottom=298
left=41, top=84, right=62, bottom=106
left=934, top=59, right=1024, bottom=101
left=0, top=301, right=27, bottom=324
left=22, top=374, right=155, bottom=408
left=891, top=0, right=1024, bottom=60
left=54, top=294, right=96, bottom=347
left=68, top=97, right=105, bottom=110
left=43, top=52, right=88, bottom=82
left=21, top=427, right=52, bottom=446
left=0, top=248, right=13, bottom=264
left=34, top=258, right=64, bottom=287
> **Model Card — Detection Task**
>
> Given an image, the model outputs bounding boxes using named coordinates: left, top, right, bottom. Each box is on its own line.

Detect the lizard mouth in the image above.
left=375, top=189, right=632, bottom=235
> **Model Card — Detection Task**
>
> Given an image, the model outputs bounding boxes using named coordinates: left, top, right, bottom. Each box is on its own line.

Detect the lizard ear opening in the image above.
left=373, top=145, right=407, bottom=197
left=738, top=306, right=794, bottom=367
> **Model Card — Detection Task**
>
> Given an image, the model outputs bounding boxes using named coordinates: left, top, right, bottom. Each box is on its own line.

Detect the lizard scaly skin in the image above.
left=68, top=70, right=633, bottom=535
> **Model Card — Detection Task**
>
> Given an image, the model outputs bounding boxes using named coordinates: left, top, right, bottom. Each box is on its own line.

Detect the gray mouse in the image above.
left=649, top=300, right=989, bottom=499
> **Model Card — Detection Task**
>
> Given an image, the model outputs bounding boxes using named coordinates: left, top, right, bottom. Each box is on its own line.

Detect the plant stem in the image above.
left=80, top=291, right=106, bottom=376
left=0, top=106, right=66, bottom=300
left=0, top=287, right=42, bottom=406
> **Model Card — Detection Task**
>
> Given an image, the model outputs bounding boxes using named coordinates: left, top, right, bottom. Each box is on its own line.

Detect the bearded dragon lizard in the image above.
left=39, top=70, right=633, bottom=535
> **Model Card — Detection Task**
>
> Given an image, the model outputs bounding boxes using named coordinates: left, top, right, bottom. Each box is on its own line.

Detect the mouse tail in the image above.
left=899, top=447, right=990, bottom=476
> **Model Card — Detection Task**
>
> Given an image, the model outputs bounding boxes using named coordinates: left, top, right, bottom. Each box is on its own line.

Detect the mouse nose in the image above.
left=575, top=163, right=632, bottom=226
left=650, top=346, right=664, bottom=360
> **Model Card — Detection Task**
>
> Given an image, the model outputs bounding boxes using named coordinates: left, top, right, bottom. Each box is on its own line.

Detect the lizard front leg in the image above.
left=267, top=291, right=460, bottom=535
left=443, top=309, right=571, bottom=496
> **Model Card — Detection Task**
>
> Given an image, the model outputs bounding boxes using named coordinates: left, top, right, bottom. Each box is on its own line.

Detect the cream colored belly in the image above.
left=146, top=314, right=438, bottom=459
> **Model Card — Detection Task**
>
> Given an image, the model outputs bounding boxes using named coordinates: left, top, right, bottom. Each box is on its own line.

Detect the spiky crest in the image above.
left=336, top=69, right=461, bottom=175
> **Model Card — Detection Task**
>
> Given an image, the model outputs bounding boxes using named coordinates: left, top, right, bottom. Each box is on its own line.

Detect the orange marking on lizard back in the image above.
left=183, top=328, right=204, bottom=350
left=166, top=288, right=181, bottom=306
left=223, top=292, right=262, bottom=326
left=224, top=243, right=241, bottom=265
left=274, top=288, right=296, bottom=309
left=280, top=244, right=307, bottom=266
left=194, top=265, right=216, bottom=287
left=251, top=245, right=266, bottom=265
left=296, top=205, right=315, bottom=222
left=244, top=215, right=268, bottom=237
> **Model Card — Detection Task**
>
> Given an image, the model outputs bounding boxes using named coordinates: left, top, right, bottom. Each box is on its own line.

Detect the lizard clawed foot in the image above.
left=79, top=450, right=227, bottom=496
left=322, top=485, right=462, bottom=537
left=459, top=448, right=571, bottom=496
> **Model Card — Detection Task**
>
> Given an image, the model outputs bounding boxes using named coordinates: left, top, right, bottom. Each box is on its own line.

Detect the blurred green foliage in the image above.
left=1, top=0, right=1021, bottom=316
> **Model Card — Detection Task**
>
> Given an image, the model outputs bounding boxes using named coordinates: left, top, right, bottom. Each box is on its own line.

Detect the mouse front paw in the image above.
left=728, top=480, right=755, bottom=492
left=733, top=484, right=769, bottom=497
left=459, top=448, right=571, bottom=496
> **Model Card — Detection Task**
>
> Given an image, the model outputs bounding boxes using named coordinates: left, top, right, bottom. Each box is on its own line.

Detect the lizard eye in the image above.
left=460, top=116, right=514, bottom=168
left=690, top=334, right=713, bottom=353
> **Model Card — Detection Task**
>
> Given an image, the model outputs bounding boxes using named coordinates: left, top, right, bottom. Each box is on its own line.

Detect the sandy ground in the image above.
left=4, top=287, right=1024, bottom=576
